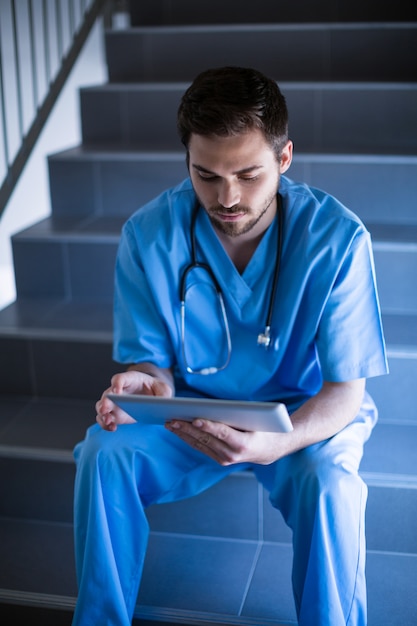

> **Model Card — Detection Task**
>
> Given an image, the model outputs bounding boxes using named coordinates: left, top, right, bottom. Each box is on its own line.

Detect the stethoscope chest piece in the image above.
left=257, top=326, right=272, bottom=348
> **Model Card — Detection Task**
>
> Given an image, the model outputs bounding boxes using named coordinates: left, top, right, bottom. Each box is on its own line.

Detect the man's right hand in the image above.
left=95, top=367, right=173, bottom=431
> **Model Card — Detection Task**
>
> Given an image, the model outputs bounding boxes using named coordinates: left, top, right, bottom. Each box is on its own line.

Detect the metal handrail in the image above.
left=0, top=0, right=109, bottom=218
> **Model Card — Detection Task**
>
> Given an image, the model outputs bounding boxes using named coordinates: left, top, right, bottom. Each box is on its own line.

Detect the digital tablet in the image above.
left=106, top=393, right=293, bottom=433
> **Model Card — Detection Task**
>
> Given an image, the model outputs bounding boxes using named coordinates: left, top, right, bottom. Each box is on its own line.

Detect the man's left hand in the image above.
left=165, top=418, right=287, bottom=465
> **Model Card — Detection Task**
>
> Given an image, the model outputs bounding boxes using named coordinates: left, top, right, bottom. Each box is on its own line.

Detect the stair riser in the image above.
left=48, top=152, right=417, bottom=225
left=105, top=26, right=417, bottom=83
left=0, top=458, right=75, bottom=523
left=48, top=154, right=188, bottom=218
left=80, top=85, right=417, bottom=154
left=0, top=331, right=416, bottom=422
left=366, top=485, right=417, bottom=554
left=0, top=336, right=115, bottom=399
left=12, top=238, right=118, bottom=301
left=130, top=0, right=417, bottom=25
left=373, top=246, right=417, bottom=314
left=367, top=354, right=417, bottom=423
left=291, top=158, right=417, bottom=226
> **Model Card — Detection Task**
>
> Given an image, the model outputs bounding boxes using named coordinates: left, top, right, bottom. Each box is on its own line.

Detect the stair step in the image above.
left=11, top=217, right=120, bottom=301
left=0, top=484, right=416, bottom=625
left=9, top=216, right=417, bottom=313
left=130, top=0, right=417, bottom=26
left=48, top=147, right=417, bottom=225
left=367, top=362, right=417, bottom=425
left=370, top=224, right=417, bottom=314
left=0, top=394, right=416, bottom=534
left=0, top=518, right=77, bottom=598
left=79, top=82, right=417, bottom=154
left=0, top=305, right=415, bottom=419
left=104, top=24, right=417, bottom=83
left=0, top=305, right=417, bottom=416
left=0, top=297, right=113, bottom=340
left=361, top=422, right=417, bottom=479
left=48, top=147, right=188, bottom=218
left=0, top=328, right=115, bottom=398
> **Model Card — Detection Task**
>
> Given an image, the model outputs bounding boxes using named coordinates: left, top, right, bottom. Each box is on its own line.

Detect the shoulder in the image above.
left=280, top=175, right=366, bottom=244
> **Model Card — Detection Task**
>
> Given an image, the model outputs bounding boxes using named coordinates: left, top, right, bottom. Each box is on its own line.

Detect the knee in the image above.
left=270, top=438, right=366, bottom=523
left=295, top=439, right=365, bottom=502
left=74, top=424, right=133, bottom=470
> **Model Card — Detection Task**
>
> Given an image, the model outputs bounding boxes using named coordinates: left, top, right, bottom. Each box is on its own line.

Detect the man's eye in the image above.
left=197, top=173, right=259, bottom=183
left=239, top=176, right=259, bottom=183
left=199, top=174, right=218, bottom=181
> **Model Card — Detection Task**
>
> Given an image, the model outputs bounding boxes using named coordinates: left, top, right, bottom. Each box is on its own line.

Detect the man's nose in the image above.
left=218, top=180, right=240, bottom=208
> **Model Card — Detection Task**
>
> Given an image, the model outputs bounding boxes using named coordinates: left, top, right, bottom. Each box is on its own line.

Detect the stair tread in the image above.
left=12, top=215, right=125, bottom=241
left=0, top=298, right=113, bottom=340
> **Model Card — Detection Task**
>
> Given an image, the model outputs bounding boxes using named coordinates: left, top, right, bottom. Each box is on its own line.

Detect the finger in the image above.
left=96, top=387, right=115, bottom=414
left=193, top=419, right=235, bottom=441
left=165, top=421, right=235, bottom=465
left=110, top=372, right=130, bottom=393
left=96, top=412, right=117, bottom=431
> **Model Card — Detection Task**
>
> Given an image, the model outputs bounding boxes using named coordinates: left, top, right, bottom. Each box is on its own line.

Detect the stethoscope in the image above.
left=179, top=194, right=284, bottom=375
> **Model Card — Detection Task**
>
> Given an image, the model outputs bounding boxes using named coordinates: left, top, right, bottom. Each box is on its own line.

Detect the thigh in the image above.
left=74, top=422, right=248, bottom=507
left=254, top=390, right=378, bottom=508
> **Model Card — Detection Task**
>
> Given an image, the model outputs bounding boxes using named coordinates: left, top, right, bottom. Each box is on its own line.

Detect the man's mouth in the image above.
left=216, top=212, right=246, bottom=222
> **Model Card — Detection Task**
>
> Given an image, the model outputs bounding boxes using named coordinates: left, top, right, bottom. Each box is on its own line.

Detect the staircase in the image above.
left=1, top=2, right=417, bottom=624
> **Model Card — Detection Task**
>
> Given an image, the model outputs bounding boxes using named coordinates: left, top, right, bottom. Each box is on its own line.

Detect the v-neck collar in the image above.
left=194, top=208, right=277, bottom=307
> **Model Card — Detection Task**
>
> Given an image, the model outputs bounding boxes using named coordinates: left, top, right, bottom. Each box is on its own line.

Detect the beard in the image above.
left=205, top=191, right=277, bottom=237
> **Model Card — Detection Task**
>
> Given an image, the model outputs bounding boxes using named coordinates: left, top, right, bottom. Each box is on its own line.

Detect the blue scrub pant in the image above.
left=72, top=392, right=377, bottom=626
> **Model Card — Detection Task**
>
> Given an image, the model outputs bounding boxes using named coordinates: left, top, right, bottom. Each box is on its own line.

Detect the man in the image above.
left=72, top=67, right=388, bottom=625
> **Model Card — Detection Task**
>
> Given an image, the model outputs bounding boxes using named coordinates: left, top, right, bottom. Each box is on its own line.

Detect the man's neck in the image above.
left=214, top=217, right=274, bottom=274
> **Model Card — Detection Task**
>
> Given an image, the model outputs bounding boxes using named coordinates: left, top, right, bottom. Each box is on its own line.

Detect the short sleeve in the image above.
left=112, top=220, right=175, bottom=367
left=316, top=229, right=388, bottom=381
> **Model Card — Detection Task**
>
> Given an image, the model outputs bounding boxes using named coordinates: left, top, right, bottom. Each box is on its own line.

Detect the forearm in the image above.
left=282, top=378, right=366, bottom=457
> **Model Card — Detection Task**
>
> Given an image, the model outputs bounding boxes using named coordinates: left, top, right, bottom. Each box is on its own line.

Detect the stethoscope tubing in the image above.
left=179, top=195, right=283, bottom=372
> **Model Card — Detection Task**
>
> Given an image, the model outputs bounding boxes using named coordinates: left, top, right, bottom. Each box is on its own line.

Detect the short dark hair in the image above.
left=177, top=66, right=289, bottom=161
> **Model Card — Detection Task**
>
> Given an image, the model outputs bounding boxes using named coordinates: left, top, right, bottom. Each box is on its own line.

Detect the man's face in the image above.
left=188, top=129, right=292, bottom=239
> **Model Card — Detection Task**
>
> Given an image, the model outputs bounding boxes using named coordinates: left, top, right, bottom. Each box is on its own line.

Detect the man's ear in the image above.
left=279, top=140, right=293, bottom=174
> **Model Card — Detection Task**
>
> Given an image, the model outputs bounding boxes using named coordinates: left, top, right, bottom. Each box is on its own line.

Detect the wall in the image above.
left=0, top=17, right=107, bottom=309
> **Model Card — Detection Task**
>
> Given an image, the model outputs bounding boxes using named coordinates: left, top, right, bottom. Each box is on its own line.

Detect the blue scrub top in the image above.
left=113, top=176, right=388, bottom=412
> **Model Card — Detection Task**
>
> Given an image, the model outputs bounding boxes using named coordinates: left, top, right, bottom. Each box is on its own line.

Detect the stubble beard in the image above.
left=206, top=191, right=277, bottom=238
